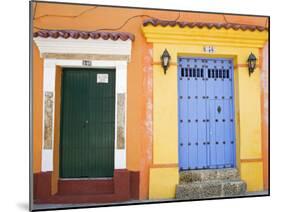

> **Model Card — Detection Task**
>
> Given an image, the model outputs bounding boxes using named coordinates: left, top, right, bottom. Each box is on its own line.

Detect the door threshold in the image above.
left=59, top=177, right=113, bottom=181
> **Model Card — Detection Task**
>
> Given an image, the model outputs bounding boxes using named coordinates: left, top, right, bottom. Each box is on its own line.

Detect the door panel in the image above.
left=187, top=67, right=198, bottom=169
left=196, top=60, right=207, bottom=169
left=60, top=70, right=90, bottom=178
left=88, top=70, right=115, bottom=177
left=224, top=99, right=232, bottom=167
left=178, top=57, right=235, bottom=170
left=208, top=99, right=217, bottom=168
left=178, top=65, right=189, bottom=169
left=60, top=68, right=115, bottom=178
left=214, top=99, right=225, bottom=167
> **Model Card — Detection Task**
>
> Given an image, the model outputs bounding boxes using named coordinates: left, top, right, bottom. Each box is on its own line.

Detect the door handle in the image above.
left=83, top=120, right=89, bottom=128
left=217, top=105, right=222, bottom=113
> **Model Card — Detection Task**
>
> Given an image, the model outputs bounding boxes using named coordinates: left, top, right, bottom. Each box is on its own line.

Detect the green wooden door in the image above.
left=60, top=68, right=115, bottom=178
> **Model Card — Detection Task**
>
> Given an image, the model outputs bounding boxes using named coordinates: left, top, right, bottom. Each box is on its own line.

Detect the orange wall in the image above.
left=32, top=2, right=269, bottom=197
left=33, top=44, right=43, bottom=173
left=52, top=66, right=62, bottom=195
left=260, top=43, right=269, bottom=190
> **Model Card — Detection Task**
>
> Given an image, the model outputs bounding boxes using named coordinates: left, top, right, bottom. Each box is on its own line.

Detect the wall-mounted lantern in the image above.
left=161, top=49, right=171, bottom=75
left=247, top=52, right=257, bottom=76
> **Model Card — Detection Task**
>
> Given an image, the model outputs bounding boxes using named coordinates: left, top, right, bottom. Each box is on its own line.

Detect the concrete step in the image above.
left=176, top=179, right=246, bottom=200
left=180, top=168, right=240, bottom=183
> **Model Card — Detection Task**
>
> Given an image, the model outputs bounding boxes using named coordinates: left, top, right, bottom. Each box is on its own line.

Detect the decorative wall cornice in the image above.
left=142, top=25, right=268, bottom=48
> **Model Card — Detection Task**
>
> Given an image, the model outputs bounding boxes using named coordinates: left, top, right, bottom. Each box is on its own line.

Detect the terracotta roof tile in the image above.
left=33, top=30, right=135, bottom=41
left=143, top=18, right=267, bottom=32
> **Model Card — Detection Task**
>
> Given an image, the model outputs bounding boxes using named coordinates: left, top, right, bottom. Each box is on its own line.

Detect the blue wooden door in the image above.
left=178, top=57, right=235, bottom=170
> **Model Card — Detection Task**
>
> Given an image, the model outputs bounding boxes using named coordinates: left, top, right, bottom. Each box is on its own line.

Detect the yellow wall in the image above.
left=153, top=62, right=178, bottom=164
left=143, top=26, right=268, bottom=198
left=241, top=162, right=264, bottom=191
left=149, top=168, right=179, bottom=199
left=238, top=66, right=262, bottom=159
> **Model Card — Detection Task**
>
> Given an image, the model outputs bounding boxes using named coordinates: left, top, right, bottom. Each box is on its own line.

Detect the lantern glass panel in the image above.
left=163, top=57, right=169, bottom=66
left=250, top=60, right=256, bottom=70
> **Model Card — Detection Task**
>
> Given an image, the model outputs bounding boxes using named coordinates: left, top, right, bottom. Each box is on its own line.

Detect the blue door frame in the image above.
left=178, top=57, right=236, bottom=170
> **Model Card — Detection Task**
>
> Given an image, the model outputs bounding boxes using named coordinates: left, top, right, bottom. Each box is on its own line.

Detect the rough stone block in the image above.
left=176, top=180, right=247, bottom=200
left=179, top=168, right=240, bottom=183
left=176, top=184, right=202, bottom=199
left=201, top=181, right=222, bottom=198
left=176, top=169, right=246, bottom=200
left=222, top=180, right=247, bottom=196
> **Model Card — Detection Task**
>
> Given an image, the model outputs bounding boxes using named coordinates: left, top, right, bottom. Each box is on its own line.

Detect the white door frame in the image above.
left=34, top=37, right=132, bottom=172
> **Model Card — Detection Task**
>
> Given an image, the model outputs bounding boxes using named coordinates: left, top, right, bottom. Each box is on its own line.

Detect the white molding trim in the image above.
left=41, top=150, right=53, bottom=171
left=34, top=37, right=132, bottom=61
left=35, top=35, right=131, bottom=172
left=40, top=58, right=128, bottom=172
